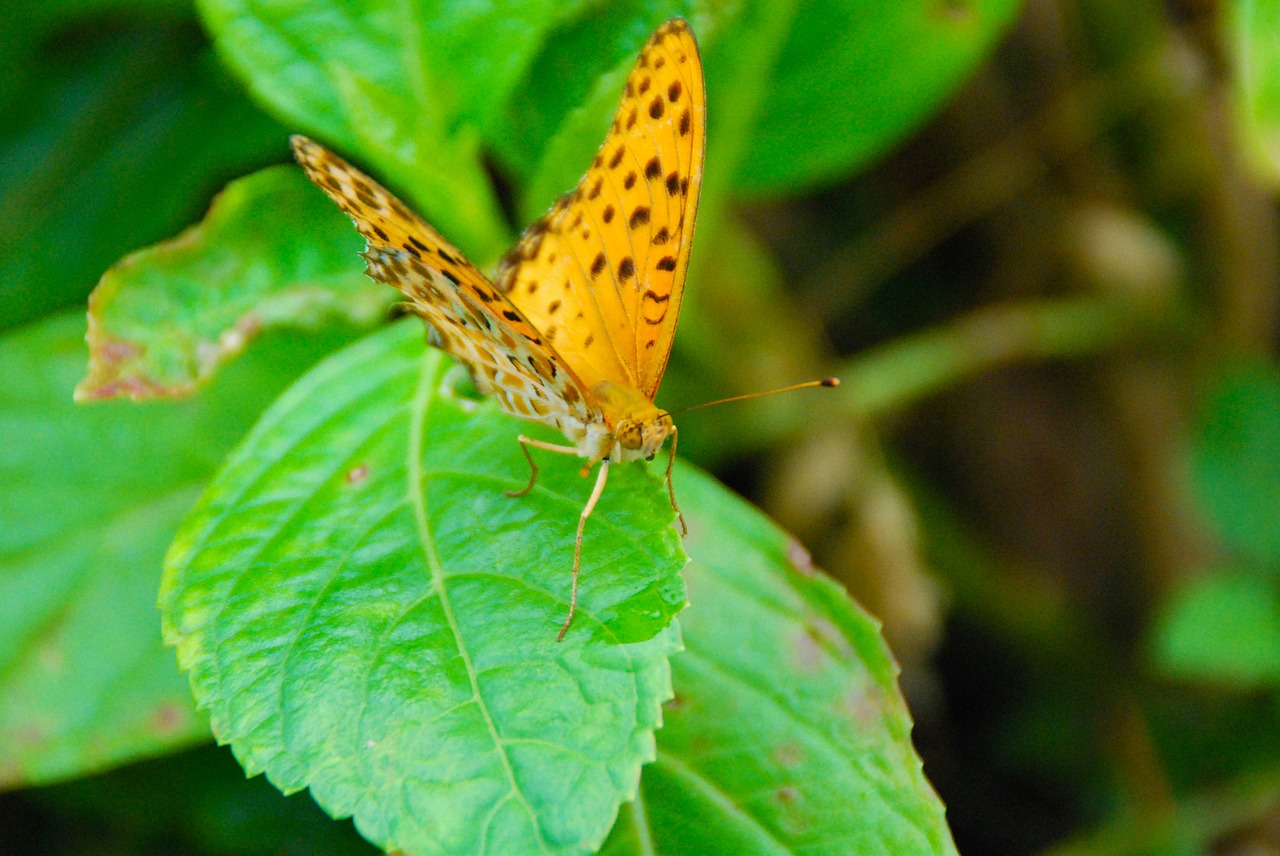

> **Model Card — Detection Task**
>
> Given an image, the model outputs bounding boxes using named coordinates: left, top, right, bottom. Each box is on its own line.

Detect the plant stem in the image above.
left=833, top=296, right=1159, bottom=422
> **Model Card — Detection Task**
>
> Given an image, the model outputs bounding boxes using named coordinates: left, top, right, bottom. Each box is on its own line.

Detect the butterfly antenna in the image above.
left=670, top=377, right=839, bottom=415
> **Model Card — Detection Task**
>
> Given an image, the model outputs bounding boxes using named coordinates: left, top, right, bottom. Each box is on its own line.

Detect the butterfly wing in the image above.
left=291, top=136, right=598, bottom=435
left=495, top=18, right=705, bottom=401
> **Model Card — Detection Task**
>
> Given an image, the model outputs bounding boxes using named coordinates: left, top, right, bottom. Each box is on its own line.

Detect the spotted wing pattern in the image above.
left=291, top=135, right=597, bottom=435
left=494, top=19, right=705, bottom=401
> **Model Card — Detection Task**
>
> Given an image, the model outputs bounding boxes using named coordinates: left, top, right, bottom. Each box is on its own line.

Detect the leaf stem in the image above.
left=405, top=354, right=549, bottom=852
left=833, top=295, right=1166, bottom=421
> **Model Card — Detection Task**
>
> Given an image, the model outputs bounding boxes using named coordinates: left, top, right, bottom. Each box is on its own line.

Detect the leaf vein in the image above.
left=407, top=355, right=551, bottom=852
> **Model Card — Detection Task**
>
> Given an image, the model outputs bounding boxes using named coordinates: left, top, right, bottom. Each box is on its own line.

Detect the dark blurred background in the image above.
left=5, top=0, right=1280, bottom=854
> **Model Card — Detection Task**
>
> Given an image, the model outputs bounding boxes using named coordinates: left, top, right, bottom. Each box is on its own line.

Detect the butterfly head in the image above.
left=589, top=381, right=674, bottom=463
left=612, top=411, right=674, bottom=462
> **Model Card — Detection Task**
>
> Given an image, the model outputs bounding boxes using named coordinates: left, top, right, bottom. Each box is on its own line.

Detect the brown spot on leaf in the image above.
left=842, top=685, right=884, bottom=730
left=774, top=743, right=805, bottom=767
left=151, top=702, right=187, bottom=735
left=787, top=539, right=817, bottom=577
left=792, top=629, right=826, bottom=673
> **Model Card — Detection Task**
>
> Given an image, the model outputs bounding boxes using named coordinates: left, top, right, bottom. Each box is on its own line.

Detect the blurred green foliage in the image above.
left=1152, top=362, right=1280, bottom=688
left=1190, top=362, right=1280, bottom=565
left=0, top=4, right=287, bottom=330
left=5, top=0, right=1280, bottom=854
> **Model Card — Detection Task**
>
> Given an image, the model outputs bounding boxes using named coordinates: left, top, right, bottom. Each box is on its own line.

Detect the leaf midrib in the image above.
left=406, top=355, right=551, bottom=853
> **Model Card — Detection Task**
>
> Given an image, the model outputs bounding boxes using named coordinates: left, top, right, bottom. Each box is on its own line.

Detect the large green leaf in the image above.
left=0, top=311, right=355, bottom=789
left=161, top=322, right=687, bottom=855
left=602, top=466, right=958, bottom=855
left=735, top=0, right=1023, bottom=195
left=196, top=0, right=597, bottom=257
left=77, top=166, right=388, bottom=401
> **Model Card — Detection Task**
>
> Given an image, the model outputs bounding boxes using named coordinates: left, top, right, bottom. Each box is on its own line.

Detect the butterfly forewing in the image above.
left=291, top=136, right=597, bottom=434
left=495, top=19, right=705, bottom=401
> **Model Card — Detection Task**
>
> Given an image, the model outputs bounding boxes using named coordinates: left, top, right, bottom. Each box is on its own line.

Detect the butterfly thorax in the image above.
left=582, top=380, right=673, bottom=464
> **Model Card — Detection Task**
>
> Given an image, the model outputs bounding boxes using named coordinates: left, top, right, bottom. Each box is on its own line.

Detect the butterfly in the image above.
left=293, top=18, right=705, bottom=640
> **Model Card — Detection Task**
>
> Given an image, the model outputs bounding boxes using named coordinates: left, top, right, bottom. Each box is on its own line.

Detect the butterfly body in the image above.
left=293, top=18, right=704, bottom=637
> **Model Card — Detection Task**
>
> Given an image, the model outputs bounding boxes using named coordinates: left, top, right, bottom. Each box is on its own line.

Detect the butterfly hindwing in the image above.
left=495, top=19, right=705, bottom=401
left=291, top=135, right=597, bottom=434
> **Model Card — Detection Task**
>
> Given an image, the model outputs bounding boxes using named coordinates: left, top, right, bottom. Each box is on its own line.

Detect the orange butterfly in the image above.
left=294, top=19, right=705, bottom=639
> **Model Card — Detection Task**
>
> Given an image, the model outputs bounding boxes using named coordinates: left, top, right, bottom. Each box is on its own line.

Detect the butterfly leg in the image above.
left=665, top=427, right=688, bottom=536
left=507, top=435, right=580, bottom=498
left=558, top=461, right=610, bottom=642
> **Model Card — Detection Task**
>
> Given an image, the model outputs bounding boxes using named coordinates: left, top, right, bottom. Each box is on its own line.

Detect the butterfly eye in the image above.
left=616, top=420, right=643, bottom=450
left=645, top=453, right=656, bottom=462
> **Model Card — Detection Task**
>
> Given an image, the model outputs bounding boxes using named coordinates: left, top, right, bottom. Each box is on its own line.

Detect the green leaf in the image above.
left=160, top=321, right=687, bottom=855
left=1152, top=572, right=1280, bottom=687
left=601, top=466, right=958, bottom=855
left=498, top=5, right=697, bottom=222
left=1229, top=0, right=1280, bottom=186
left=1191, top=361, right=1280, bottom=565
left=0, top=24, right=287, bottom=332
left=196, top=0, right=593, bottom=257
left=735, top=0, right=1023, bottom=195
left=517, top=43, right=641, bottom=226
left=76, top=166, right=389, bottom=401
left=0, top=310, right=355, bottom=789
